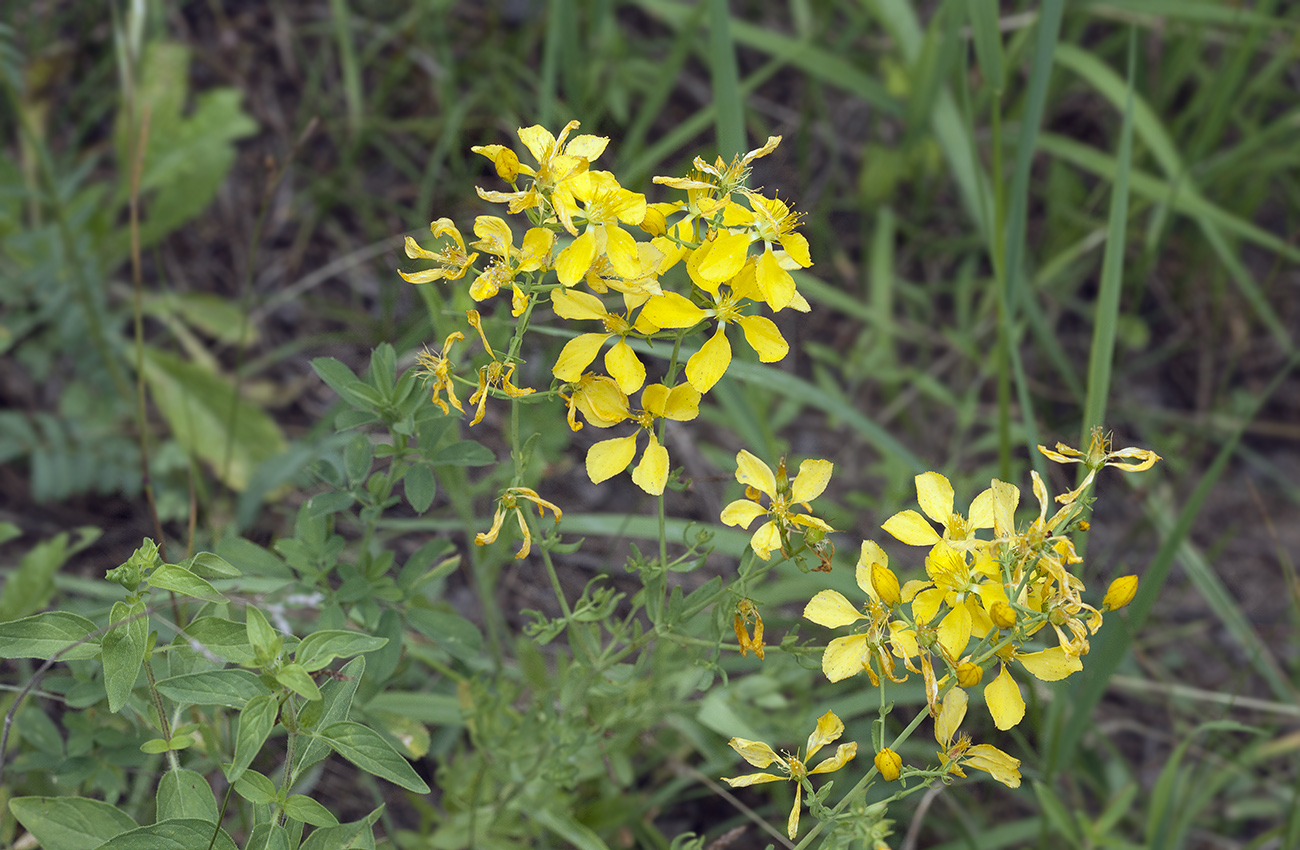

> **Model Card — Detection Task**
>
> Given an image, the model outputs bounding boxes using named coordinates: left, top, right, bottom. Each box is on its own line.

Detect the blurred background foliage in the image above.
left=1, top=0, right=1299, bottom=848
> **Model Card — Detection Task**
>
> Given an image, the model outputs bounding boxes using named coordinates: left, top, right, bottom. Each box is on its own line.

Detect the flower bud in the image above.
left=874, top=748, right=902, bottom=781
left=870, top=563, right=901, bottom=607
left=990, top=601, right=1017, bottom=630
left=1103, top=575, right=1138, bottom=611
left=956, top=661, right=983, bottom=689
left=493, top=148, right=521, bottom=182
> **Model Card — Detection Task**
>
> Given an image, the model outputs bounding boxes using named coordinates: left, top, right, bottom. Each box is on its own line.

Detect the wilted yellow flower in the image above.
left=465, top=310, right=534, bottom=426
left=414, top=331, right=465, bottom=415
left=1039, top=427, right=1161, bottom=504
left=400, top=218, right=478, bottom=284
left=733, top=598, right=765, bottom=660
left=721, top=710, right=857, bottom=840
left=721, top=451, right=833, bottom=560
left=475, top=487, right=563, bottom=560
left=873, top=748, right=902, bottom=782
left=934, top=687, right=1021, bottom=788
left=653, top=135, right=782, bottom=198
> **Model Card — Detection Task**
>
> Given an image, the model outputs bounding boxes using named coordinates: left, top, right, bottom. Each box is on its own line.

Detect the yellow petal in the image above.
left=638, top=291, right=709, bottom=329
left=734, top=450, right=776, bottom=498
left=990, top=478, right=1020, bottom=538
left=911, top=586, right=944, bottom=625
left=934, top=685, right=968, bottom=748
left=661, top=382, right=702, bottom=421
left=552, top=333, right=609, bottom=382
left=790, top=458, right=832, bottom=503
left=821, top=634, right=869, bottom=682
left=787, top=784, right=801, bottom=841
left=749, top=520, right=781, bottom=560
left=936, top=603, right=973, bottom=658
left=915, top=472, right=955, bottom=525
left=684, top=326, right=732, bottom=394
left=720, top=771, right=784, bottom=788
left=1016, top=646, right=1082, bottom=682
left=985, top=664, right=1025, bottom=731
left=728, top=737, right=783, bottom=769
left=564, top=133, right=609, bottom=161
left=963, top=744, right=1022, bottom=788
left=471, top=215, right=514, bottom=258
left=721, top=499, right=769, bottom=530
left=755, top=247, right=795, bottom=311
left=551, top=287, right=608, bottom=321
left=805, top=710, right=844, bottom=760
left=696, top=231, right=751, bottom=283
left=778, top=231, right=812, bottom=267
left=888, top=621, right=919, bottom=659
left=605, top=340, right=646, bottom=394
left=586, top=434, right=638, bottom=484
left=604, top=224, right=641, bottom=279
left=519, top=227, right=555, bottom=271
left=967, top=487, right=997, bottom=530
left=518, top=123, right=561, bottom=163
left=556, top=229, right=598, bottom=285
left=870, top=563, right=902, bottom=607
left=802, top=590, right=865, bottom=629
left=631, top=432, right=669, bottom=495
left=809, top=742, right=857, bottom=775
left=735, top=314, right=789, bottom=362
left=882, top=510, right=941, bottom=546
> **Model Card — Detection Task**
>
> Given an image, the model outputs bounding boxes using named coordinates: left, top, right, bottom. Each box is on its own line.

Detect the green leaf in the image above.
left=296, top=656, right=364, bottom=774
left=297, top=806, right=383, bottom=850
left=112, top=41, right=257, bottom=255
left=93, top=818, right=238, bottom=850
left=102, top=601, right=148, bottom=713
left=311, top=357, right=384, bottom=411
left=138, top=345, right=288, bottom=492
left=403, top=463, right=436, bottom=513
left=148, top=564, right=226, bottom=603
left=276, top=662, right=321, bottom=701
left=184, top=552, right=241, bottom=580
left=344, top=433, right=374, bottom=487
left=316, top=721, right=430, bottom=793
left=295, top=631, right=388, bottom=673
left=245, top=606, right=279, bottom=656
left=0, top=611, right=101, bottom=661
left=9, top=796, right=137, bottom=850
left=144, top=292, right=259, bottom=346
left=183, top=617, right=256, bottom=665
left=155, top=669, right=270, bottom=708
left=227, top=694, right=278, bottom=783
left=0, top=532, right=69, bottom=621
left=244, top=824, right=290, bottom=850
left=156, top=768, right=219, bottom=824
left=430, top=440, right=494, bottom=467
left=282, top=795, right=339, bottom=828
left=405, top=608, right=483, bottom=663
left=532, top=808, right=614, bottom=850
left=140, top=738, right=173, bottom=754
left=233, top=770, right=278, bottom=806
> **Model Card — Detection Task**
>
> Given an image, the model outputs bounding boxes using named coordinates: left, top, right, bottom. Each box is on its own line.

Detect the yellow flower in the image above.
left=803, top=541, right=909, bottom=686
left=639, top=259, right=791, bottom=394
left=413, top=331, right=465, bottom=415
left=549, top=288, right=657, bottom=394
left=472, top=120, right=608, bottom=215
left=653, top=135, right=782, bottom=198
left=553, top=171, right=648, bottom=285
left=399, top=218, right=478, bottom=284
left=882, top=471, right=1000, bottom=552
left=585, top=382, right=700, bottom=495
left=1103, top=575, right=1138, bottom=611
left=561, top=372, right=630, bottom=432
left=475, top=487, right=562, bottom=560
left=703, top=193, right=812, bottom=312
left=721, top=710, right=857, bottom=840
left=720, top=451, right=833, bottom=560
left=1039, top=427, right=1161, bottom=504
left=733, top=598, right=765, bottom=660
left=465, top=310, right=534, bottom=426
left=467, top=216, right=555, bottom=310
left=933, top=687, right=1021, bottom=788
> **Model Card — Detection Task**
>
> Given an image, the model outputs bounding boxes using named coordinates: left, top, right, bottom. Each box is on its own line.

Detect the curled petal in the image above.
left=805, top=710, right=844, bottom=760
left=963, top=744, right=1022, bottom=788
left=934, top=686, right=968, bottom=748
left=720, top=771, right=784, bottom=788
left=809, top=742, right=857, bottom=775
left=727, top=738, right=784, bottom=769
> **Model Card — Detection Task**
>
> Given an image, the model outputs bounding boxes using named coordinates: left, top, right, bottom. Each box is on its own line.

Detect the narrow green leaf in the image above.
left=138, top=346, right=288, bottom=492
left=227, top=694, right=279, bottom=783
left=148, top=564, right=226, bottom=603
left=316, top=721, right=430, bottom=793
left=276, top=662, right=321, bottom=701
left=156, top=768, right=219, bottom=824
left=1033, top=780, right=1083, bottom=847
left=155, top=669, right=270, bottom=708
left=102, top=601, right=148, bottom=713
left=405, top=608, right=483, bottom=663
left=0, top=611, right=101, bottom=661
left=9, top=796, right=137, bottom=850
left=283, top=795, right=339, bottom=828
left=294, top=631, right=388, bottom=673
left=706, top=0, right=744, bottom=160
left=967, top=0, right=1004, bottom=92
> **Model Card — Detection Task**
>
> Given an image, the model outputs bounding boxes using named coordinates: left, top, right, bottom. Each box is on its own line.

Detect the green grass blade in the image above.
left=1081, top=31, right=1134, bottom=449
left=1044, top=351, right=1300, bottom=776
left=538, top=0, right=576, bottom=128
left=967, top=0, right=1005, bottom=93
left=706, top=0, right=744, bottom=159
left=327, top=0, right=363, bottom=136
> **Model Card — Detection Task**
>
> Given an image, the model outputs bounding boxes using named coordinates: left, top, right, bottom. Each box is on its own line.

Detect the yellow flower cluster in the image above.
left=401, top=121, right=812, bottom=499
